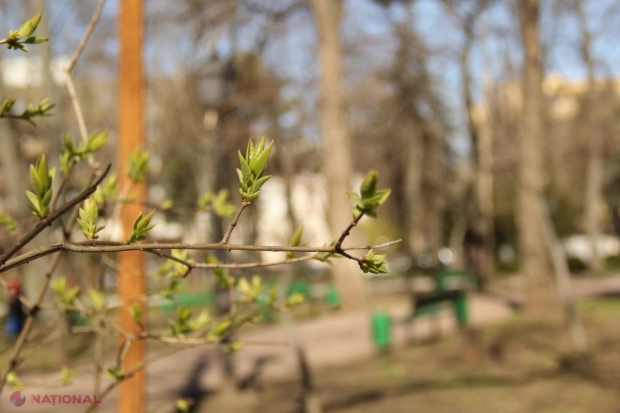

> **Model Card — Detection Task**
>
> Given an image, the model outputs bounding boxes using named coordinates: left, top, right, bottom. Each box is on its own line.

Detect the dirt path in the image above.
left=1, top=294, right=512, bottom=412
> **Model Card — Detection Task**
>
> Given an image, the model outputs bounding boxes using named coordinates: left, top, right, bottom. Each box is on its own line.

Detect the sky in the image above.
left=2, top=0, right=620, bottom=156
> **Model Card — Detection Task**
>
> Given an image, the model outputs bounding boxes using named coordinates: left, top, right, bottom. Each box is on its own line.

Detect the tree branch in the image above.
left=0, top=164, right=111, bottom=267
left=65, top=0, right=107, bottom=74
left=0, top=238, right=400, bottom=274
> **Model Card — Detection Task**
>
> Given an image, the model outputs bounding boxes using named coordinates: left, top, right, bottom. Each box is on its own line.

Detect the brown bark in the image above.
left=518, top=0, right=553, bottom=313
left=311, top=0, right=366, bottom=309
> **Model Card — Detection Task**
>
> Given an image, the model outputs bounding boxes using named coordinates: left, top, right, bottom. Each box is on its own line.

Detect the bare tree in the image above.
left=575, top=0, right=604, bottom=274
left=518, top=0, right=552, bottom=312
left=442, top=0, right=495, bottom=287
left=310, top=0, right=366, bottom=309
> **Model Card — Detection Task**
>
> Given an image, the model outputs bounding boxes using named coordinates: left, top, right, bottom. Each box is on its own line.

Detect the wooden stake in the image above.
left=118, top=0, right=146, bottom=411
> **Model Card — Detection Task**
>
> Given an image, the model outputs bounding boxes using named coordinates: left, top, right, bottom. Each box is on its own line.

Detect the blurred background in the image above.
left=2, top=0, right=620, bottom=412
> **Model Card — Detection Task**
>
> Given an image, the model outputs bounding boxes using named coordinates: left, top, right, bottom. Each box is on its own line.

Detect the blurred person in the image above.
left=5, top=279, right=25, bottom=341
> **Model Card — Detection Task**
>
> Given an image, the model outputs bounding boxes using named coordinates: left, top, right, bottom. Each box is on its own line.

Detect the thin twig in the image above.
left=221, top=201, right=250, bottom=244
left=334, top=213, right=366, bottom=264
left=0, top=252, right=63, bottom=394
left=86, top=346, right=191, bottom=413
left=335, top=213, right=364, bottom=251
left=65, top=0, right=107, bottom=74
left=63, top=73, right=89, bottom=144
left=51, top=168, right=73, bottom=213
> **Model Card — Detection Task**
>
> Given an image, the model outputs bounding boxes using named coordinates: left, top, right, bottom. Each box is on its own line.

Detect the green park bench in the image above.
left=159, top=291, right=216, bottom=314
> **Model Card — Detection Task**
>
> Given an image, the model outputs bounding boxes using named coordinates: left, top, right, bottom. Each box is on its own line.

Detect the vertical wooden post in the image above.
left=118, top=0, right=145, bottom=412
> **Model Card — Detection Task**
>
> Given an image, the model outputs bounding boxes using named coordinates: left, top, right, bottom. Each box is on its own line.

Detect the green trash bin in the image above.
left=371, top=311, right=392, bottom=351
left=325, top=284, right=341, bottom=307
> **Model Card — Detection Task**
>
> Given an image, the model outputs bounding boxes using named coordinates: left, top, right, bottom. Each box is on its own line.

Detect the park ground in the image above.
left=2, top=276, right=620, bottom=412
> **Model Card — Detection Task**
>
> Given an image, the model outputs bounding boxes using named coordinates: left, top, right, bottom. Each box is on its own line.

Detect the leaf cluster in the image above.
left=60, top=131, right=107, bottom=172
left=127, top=210, right=155, bottom=244
left=128, top=303, right=142, bottom=325
left=237, top=275, right=264, bottom=303
left=127, top=147, right=149, bottom=183
left=88, top=290, right=106, bottom=312
left=198, top=189, right=236, bottom=218
left=169, top=307, right=211, bottom=340
left=4, top=13, right=48, bottom=53
left=0, top=212, right=16, bottom=234
left=93, top=173, right=118, bottom=206
left=77, top=198, right=105, bottom=240
left=26, top=155, right=54, bottom=219
left=60, top=367, right=78, bottom=386
left=359, top=249, right=388, bottom=274
left=0, top=97, right=54, bottom=124
left=50, top=277, right=80, bottom=305
left=237, top=136, right=273, bottom=201
left=158, top=250, right=191, bottom=279
left=207, top=256, right=234, bottom=288
left=348, top=170, right=391, bottom=218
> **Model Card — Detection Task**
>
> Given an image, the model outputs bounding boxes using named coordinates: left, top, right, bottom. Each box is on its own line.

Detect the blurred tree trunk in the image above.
left=518, top=0, right=553, bottom=313
left=535, top=193, right=589, bottom=357
left=279, top=144, right=323, bottom=413
left=443, top=0, right=495, bottom=281
left=462, top=40, right=495, bottom=287
left=403, top=126, right=425, bottom=258
left=576, top=0, right=604, bottom=274
left=311, top=0, right=366, bottom=309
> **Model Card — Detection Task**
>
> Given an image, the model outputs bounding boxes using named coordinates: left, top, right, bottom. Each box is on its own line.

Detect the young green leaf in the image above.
left=88, top=290, right=106, bottom=312
left=77, top=198, right=105, bottom=240
left=105, top=365, right=123, bottom=381
left=127, top=210, right=156, bottom=244
left=237, top=275, right=263, bottom=303
left=127, top=147, right=150, bottom=183
left=360, top=170, right=378, bottom=199
left=14, top=12, right=42, bottom=39
left=287, top=227, right=304, bottom=259
left=249, top=139, right=274, bottom=176
left=207, top=256, right=234, bottom=287
left=285, top=293, right=306, bottom=308
left=51, top=277, right=80, bottom=305
left=237, top=137, right=275, bottom=201
left=0, top=212, right=17, bottom=234
left=350, top=170, right=391, bottom=219
left=60, top=367, right=78, bottom=386
left=210, top=319, right=231, bottom=340
left=128, top=303, right=142, bottom=325
left=22, top=36, right=48, bottom=44
left=26, top=155, right=54, bottom=218
left=6, top=372, right=23, bottom=389
left=359, top=249, right=389, bottom=274
left=175, top=399, right=193, bottom=413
